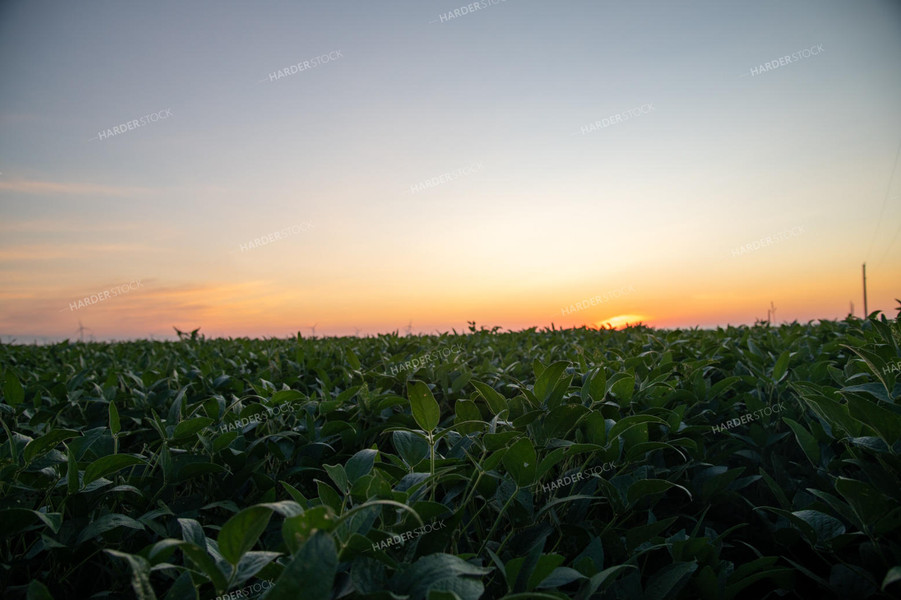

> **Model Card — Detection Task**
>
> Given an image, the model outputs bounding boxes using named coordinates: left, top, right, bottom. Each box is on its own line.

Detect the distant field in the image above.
left=1, top=318, right=900, bottom=599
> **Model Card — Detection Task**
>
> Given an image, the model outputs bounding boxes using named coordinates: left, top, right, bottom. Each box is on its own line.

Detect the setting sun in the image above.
left=594, top=314, right=652, bottom=329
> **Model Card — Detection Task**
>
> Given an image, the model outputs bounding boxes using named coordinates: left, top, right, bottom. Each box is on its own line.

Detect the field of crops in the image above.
left=2, top=317, right=900, bottom=599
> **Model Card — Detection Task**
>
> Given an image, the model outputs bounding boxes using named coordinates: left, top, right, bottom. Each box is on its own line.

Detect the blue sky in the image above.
left=1, top=0, right=900, bottom=341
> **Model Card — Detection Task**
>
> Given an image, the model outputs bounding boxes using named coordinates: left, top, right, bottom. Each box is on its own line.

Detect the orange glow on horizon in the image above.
left=594, top=314, right=651, bottom=329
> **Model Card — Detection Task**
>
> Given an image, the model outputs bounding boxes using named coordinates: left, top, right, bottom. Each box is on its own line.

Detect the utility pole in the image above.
left=767, top=301, right=776, bottom=326
left=862, top=263, right=868, bottom=318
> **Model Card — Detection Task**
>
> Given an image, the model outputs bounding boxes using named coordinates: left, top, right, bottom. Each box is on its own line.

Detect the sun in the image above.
left=593, top=314, right=650, bottom=329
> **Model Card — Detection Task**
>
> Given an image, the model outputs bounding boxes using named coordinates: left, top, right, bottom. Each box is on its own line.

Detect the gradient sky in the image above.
left=1, top=0, right=900, bottom=342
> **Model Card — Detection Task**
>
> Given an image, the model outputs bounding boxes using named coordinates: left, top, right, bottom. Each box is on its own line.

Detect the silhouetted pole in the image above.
left=862, top=263, right=868, bottom=318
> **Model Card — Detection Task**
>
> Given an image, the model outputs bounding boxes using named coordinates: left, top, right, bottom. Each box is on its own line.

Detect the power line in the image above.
left=874, top=203, right=901, bottom=267
left=865, top=135, right=901, bottom=262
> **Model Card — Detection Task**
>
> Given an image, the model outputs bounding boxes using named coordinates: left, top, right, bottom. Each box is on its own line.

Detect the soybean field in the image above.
left=2, top=317, right=901, bottom=599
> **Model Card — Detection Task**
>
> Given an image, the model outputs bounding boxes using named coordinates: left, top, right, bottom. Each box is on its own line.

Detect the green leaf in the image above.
left=67, top=447, right=80, bottom=494
left=213, top=431, right=237, bottom=452
left=408, top=380, right=441, bottom=431
left=608, top=415, right=667, bottom=442
left=758, top=467, right=791, bottom=509
left=84, top=454, right=146, bottom=485
left=835, top=477, right=890, bottom=529
left=391, top=553, right=490, bottom=600
left=587, top=367, right=607, bottom=404
left=281, top=505, right=337, bottom=552
left=536, top=566, right=586, bottom=589
left=533, top=361, right=569, bottom=405
left=524, top=553, right=565, bottom=592
left=843, top=343, right=895, bottom=398
left=725, top=567, right=794, bottom=598
left=323, top=463, right=349, bottom=493
left=428, top=591, right=463, bottom=600
left=179, top=542, right=229, bottom=590
left=162, top=572, right=197, bottom=600
left=109, top=401, right=121, bottom=436
left=393, top=430, right=429, bottom=467
left=26, top=580, right=55, bottom=600
left=3, top=370, right=24, bottom=406
left=0, top=509, right=62, bottom=537
left=709, top=376, right=740, bottom=399
left=106, top=550, right=157, bottom=600
left=217, top=506, right=273, bottom=566
left=503, top=437, right=537, bottom=487
left=172, top=417, right=214, bottom=440
left=317, top=480, right=342, bottom=511
left=271, top=385, right=305, bottom=401
left=23, top=429, right=81, bottom=465
left=178, top=518, right=207, bottom=547
left=160, top=443, right=172, bottom=483
left=608, top=373, right=635, bottom=403
left=625, top=516, right=679, bottom=553
left=773, top=350, right=790, bottom=382
left=882, top=566, right=901, bottom=591
left=845, top=394, right=901, bottom=447
left=345, top=448, right=377, bottom=484
left=644, top=561, right=698, bottom=600
left=473, top=380, right=507, bottom=415
left=234, top=551, right=280, bottom=588
left=345, top=347, right=361, bottom=370
left=782, top=418, right=820, bottom=467
left=454, top=399, right=484, bottom=435
left=581, top=564, right=636, bottom=597
left=267, top=531, right=337, bottom=600
left=77, top=513, right=145, bottom=544
left=627, top=479, right=692, bottom=506
left=792, top=509, right=846, bottom=542
left=793, top=382, right=861, bottom=438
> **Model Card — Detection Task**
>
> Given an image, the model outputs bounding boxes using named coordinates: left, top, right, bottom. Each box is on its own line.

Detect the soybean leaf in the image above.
left=408, top=380, right=440, bottom=432
left=503, top=438, right=537, bottom=487
left=109, top=401, right=120, bottom=436
left=217, top=506, right=273, bottom=566
left=77, top=513, right=145, bottom=544
left=266, top=531, right=337, bottom=600
left=3, top=370, right=24, bottom=406
left=84, top=454, right=145, bottom=485
left=472, top=380, right=507, bottom=416
left=105, top=550, right=157, bottom=600
left=23, top=429, right=80, bottom=465
left=26, top=580, right=55, bottom=600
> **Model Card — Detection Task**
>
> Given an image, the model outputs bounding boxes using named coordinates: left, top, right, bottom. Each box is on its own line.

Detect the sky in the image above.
left=1, top=0, right=900, bottom=342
